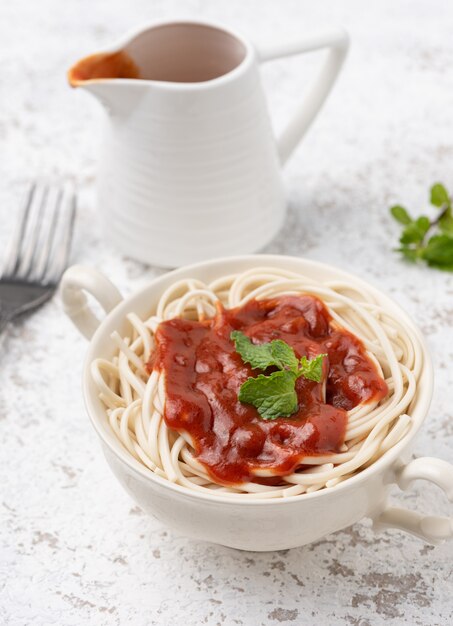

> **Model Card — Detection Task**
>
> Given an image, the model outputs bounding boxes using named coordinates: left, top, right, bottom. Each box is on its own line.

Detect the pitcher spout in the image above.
left=67, top=50, right=142, bottom=114
left=68, top=50, right=140, bottom=86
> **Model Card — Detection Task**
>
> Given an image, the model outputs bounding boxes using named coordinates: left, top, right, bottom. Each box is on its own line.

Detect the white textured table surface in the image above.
left=1, top=1, right=453, bottom=624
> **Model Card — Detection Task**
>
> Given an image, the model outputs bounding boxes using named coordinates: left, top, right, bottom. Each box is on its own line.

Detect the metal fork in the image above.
left=0, top=183, right=76, bottom=335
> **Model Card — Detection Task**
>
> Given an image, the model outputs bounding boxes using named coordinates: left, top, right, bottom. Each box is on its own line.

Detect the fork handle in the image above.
left=60, top=266, right=123, bottom=339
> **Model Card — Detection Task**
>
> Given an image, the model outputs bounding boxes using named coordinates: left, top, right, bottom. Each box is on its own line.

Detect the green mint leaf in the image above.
left=298, top=353, right=327, bottom=383
left=399, top=216, right=430, bottom=244
left=396, top=246, right=419, bottom=262
left=230, top=331, right=298, bottom=373
left=230, top=331, right=277, bottom=370
left=430, top=183, right=450, bottom=208
left=238, top=371, right=298, bottom=420
left=421, top=234, right=453, bottom=269
left=390, top=205, right=412, bottom=225
left=399, top=225, right=421, bottom=245
left=416, top=216, right=431, bottom=234
left=268, top=340, right=299, bottom=374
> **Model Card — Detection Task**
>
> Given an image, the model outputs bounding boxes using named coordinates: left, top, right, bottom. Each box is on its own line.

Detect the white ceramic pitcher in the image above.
left=69, top=20, right=349, bottom=267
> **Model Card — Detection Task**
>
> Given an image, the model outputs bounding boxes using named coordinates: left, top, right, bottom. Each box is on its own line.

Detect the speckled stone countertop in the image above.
left=1, top=0, right=453, bottom=624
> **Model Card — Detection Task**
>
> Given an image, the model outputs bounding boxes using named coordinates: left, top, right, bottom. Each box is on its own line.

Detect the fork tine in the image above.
left=44, top=189, right=77, bottom=285
left=1, top=183, right=37, bottom=278
left=32, top=188, right=63, bottom=282
left=17, top=185, right=50, bottom=280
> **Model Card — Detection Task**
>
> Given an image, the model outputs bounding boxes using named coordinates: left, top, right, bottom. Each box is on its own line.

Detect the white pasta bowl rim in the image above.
left=81, top=254, right=433, bottom=505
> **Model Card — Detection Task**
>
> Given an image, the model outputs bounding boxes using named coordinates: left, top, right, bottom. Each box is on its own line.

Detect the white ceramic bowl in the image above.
left=61, top=255, right=453, bottom=551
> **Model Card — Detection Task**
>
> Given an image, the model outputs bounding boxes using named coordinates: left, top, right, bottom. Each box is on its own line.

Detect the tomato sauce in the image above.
left=151, top=296, right=388, bottom=485
left=68, top=51, right=139, bottom=86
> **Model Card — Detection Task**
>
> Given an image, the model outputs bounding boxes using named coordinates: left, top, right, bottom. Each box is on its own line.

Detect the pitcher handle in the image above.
left=256, top=27, right=349, bottom=165
left=60, top=265, right=123, bottom=340
left=373, top=457, right=453, bottom=544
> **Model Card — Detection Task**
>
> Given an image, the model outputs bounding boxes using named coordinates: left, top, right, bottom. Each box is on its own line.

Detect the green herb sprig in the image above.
left=390, top=183, right=453, bottom=270
left=231, top=331, right=326, bottom=421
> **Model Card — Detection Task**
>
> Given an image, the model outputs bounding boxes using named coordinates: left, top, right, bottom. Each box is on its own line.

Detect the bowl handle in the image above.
left=60, top=265, right=123, bottom=340
left=373, top=457, right=453, bottom=544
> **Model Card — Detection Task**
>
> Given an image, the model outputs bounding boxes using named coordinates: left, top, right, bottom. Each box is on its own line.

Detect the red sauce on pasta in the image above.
left=151, top=296, right=388, bottom=485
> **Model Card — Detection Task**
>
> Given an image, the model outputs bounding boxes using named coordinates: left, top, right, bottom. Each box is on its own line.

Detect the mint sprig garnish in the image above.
left=231, top=331, right=326, bottom=420
left=390, top=182, right=453, bottom=270
left=230, top=330, right=299, bottom=374
left=298, top=354, right=325, bottom=382
left=238, top=371, right=298, bottom=421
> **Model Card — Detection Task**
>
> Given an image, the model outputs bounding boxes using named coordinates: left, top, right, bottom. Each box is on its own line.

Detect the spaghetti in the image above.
left=91, top=267, right=421, bottom=499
